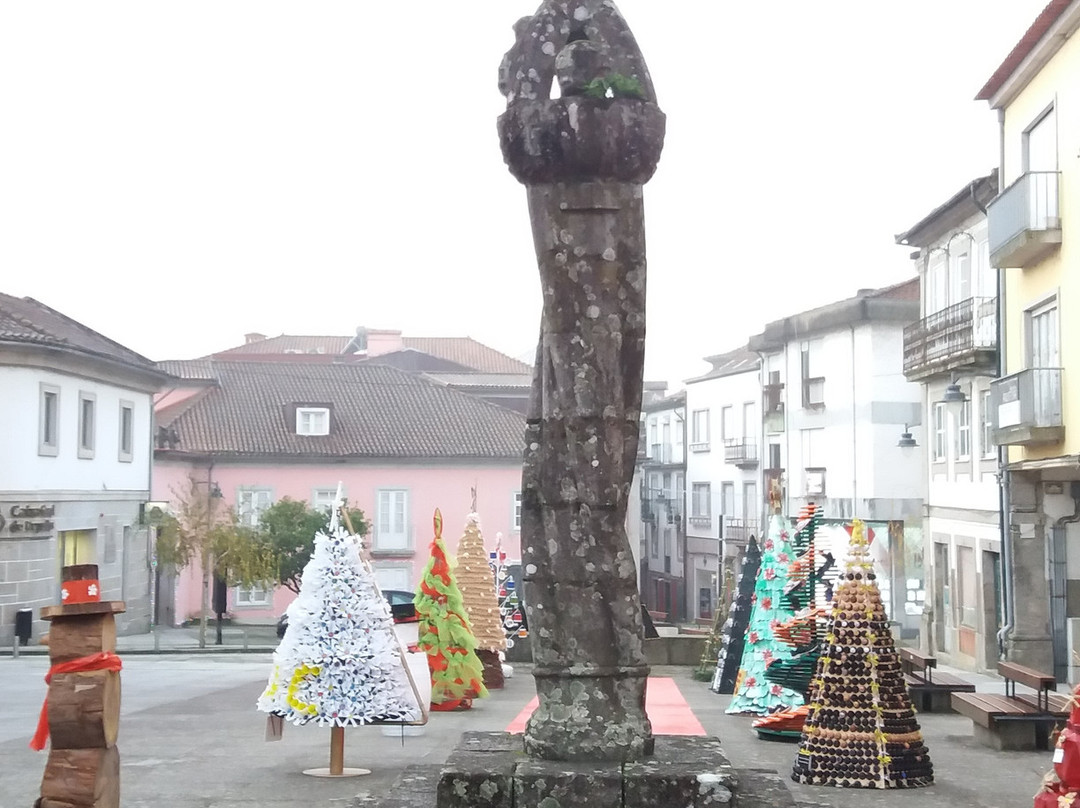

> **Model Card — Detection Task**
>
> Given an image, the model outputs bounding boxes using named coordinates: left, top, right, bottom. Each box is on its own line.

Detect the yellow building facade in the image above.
left=980, top=0, right=1080, bottom=681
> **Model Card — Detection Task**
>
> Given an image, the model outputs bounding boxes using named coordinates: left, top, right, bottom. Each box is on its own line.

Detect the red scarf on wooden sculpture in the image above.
left=29, top=651, right=123, bottom=751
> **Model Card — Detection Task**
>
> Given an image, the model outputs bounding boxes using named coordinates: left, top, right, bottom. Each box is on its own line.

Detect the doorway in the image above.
left=933, top=542, right=949, bottom=654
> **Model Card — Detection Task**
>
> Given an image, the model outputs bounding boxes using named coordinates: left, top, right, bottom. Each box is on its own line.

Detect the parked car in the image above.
left=276, top=589, right=416, bottom=639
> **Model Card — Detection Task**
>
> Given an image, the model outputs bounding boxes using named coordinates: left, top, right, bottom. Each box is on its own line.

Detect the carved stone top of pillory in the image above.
left=498, top=0, right=666, bottom=186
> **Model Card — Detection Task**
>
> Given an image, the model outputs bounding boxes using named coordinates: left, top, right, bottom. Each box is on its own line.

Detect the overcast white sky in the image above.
left=0, top=1, right=1049, bottom=386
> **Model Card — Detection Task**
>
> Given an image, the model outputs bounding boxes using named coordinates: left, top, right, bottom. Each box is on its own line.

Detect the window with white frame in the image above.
left=932, top=402, right=947, bottom=462
left=39, top=384, right=59, bottom=457
left=957, top=399, right=972, bottom=460
left=801, top=427, right=826, bottom=496
left=691, top=483, right=711, bottom=520
left=512, top=491, right=522, bottom=532
left=78, top=391, right=96, bottom=459
left=375, top=489, right=409, bottom=550
left=981, top=390, right=994, bottom=458
left=235, top=584, right=271, bottom=607
left=720, top=406, right=732, bottom=440
left=237, top=488, right=273, bottom=527
left=312, top=488, right=338, bottom=515
left=800, top=340, right=825, bottom=408
left=118, top=400, right=134, bottom=462
left=721, top=482, right=735, bottom=518
left=296, top=407, right=330, bottom=436
left=927, top=251, right=947, bottom=315
left=690, top=409, right=710, bottom=450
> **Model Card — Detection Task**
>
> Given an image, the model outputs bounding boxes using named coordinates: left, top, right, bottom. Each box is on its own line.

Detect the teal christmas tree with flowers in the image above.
left=726, top=514, right=804, bottom=715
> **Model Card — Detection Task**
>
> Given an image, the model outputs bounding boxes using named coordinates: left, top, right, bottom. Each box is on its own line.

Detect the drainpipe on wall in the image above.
left=850, top=323, right=858, bottom=519
left=994, top=106, right=1015, bottom=659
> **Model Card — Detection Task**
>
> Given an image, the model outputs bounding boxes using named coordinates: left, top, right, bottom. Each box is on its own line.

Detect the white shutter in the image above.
left=376, top=490, right=409, bottom=550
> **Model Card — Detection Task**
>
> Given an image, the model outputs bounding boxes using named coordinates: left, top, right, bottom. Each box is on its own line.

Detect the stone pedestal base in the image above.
left=435, top=732, right=736, bottom=808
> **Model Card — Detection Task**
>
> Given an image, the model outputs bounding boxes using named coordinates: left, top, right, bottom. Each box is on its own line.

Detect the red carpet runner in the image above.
left=505, top=677, right=705, bottom=735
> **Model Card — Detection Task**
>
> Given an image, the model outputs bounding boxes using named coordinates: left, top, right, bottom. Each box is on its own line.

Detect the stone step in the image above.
left=350, top=764, right=440, bottom=808
left=733, top=768, right=828, bottom=808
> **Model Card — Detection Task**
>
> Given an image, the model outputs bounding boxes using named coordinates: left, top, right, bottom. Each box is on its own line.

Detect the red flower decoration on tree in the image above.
left=748, top=630, right=760, bottom=644
left=761, top=597, right=772, bottom=610
left=764, top=568, right=776, bottom=581
left=745, top=676, right=757, bottom=689
left=763, top=539, right=774, bottom=551
left=777, top=553, right=789, bottom=564
left=762, top=649, right=774, bottom=664
left=770, top=683, right=783, bottom=696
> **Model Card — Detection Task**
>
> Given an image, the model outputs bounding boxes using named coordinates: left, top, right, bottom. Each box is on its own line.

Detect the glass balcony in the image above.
left=988, top=171, right=1061, bottom=268
left=991, top=367, right=1064, bottom=446
left=903, top=297, right=997, bottom=380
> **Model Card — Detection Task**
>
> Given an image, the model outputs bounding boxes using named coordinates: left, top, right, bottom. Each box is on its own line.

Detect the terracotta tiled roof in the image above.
left=157, top=359, right=218, bottom=381
left=423, top=372, right=532, bottom=389
left=976, top=0, right=1072, bottom=102
left=400, top=338, right=531, bottom=374
left=213, top=333, right=531, bottom=373
left=214, top=336, right=350, bottom=355
left=157, top=361, right=524, bottom=460
left=686, top=346, right=760, bottom=384
left=0, top=292, right=159, bottom=372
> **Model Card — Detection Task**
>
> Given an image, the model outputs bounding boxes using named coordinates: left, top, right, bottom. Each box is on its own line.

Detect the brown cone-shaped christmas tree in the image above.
left=792, top=519, right=933, bottom=789
left=454, top=510, right=507, bottom=689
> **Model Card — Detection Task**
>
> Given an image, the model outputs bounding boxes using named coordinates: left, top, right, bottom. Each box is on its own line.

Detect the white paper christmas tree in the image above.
left=257, top=499, right=421, bottom=727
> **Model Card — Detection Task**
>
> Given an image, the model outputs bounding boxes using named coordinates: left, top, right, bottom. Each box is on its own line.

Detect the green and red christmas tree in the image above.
left=414, top=509, right=487, bottom=711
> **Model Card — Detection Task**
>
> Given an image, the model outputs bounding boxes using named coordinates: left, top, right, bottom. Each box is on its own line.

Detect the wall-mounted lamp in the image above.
left=897, top=424, right=918, bottom=449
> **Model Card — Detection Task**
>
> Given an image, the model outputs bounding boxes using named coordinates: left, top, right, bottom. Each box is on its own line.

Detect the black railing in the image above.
left=723, top=438, right=758, bottom=466
left=904, top=296, right=997, bottom=377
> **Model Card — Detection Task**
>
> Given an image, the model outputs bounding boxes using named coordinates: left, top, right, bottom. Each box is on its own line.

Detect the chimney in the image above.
left=245, top=332, right=267, bottom=344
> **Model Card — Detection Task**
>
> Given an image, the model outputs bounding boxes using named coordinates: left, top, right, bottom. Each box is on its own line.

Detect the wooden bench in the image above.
left=951, top=661, right=1069, bottom=750
left=899, top=647, right=975, bottom=712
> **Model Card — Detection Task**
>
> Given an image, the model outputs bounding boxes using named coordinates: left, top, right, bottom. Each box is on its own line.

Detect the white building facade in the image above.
left=896, top=171, right=1004, bottom=672
left=748, top=283, right=928, bottom=638
left=683, top=348, right=762, bottom=621
left=639, top=392, right=687, bottom=621
left=0, top=294, right=168, bottom=646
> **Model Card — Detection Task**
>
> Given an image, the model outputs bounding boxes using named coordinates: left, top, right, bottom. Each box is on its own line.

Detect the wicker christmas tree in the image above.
left=792, top=519, right=933, bottom=789
left=727, top=515, right=803, bottom=715
left=453, top=508, right=507, bottom=689
left=414, top=509, right=488, bottom=711
left=710, top=535, right=761, bottom=693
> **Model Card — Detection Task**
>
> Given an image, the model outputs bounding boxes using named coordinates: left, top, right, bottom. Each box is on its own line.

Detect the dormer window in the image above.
left=296, top=407, right=330, bottom=436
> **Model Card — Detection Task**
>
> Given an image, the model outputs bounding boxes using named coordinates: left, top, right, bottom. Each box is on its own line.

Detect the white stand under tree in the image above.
left=257, top=485, right=425, bottom=777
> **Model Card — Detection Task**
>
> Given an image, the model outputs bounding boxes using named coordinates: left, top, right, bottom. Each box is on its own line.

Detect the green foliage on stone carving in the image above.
left=583, top=73, right=646, bottom=100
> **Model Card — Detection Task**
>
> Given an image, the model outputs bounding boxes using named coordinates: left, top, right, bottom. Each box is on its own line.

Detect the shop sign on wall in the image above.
left=0, top=504, right=56, bottom=538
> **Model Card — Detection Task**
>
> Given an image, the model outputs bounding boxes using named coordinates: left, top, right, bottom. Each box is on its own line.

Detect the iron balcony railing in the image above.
left=988, top=171, right=1060, bottom=266
left=991, top=367, right=1064, bottom=444
left=723, top=518, right=760, bottom=547
left=723, top=438, right=759, bottom=466
left=903, top=297, right=997, bottom=377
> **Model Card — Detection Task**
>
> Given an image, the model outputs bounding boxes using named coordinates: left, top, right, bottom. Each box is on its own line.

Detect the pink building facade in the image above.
left=150, top=353, right=527, bottom=627
left=153, top=458, right=523, bottom=625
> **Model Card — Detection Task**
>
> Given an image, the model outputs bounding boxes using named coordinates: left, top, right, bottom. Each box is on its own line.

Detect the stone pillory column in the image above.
left=498, top=0, right=665, bottom=762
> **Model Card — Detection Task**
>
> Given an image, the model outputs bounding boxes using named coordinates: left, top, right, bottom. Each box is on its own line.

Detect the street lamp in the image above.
left=897, top=425, right=918, bottom=449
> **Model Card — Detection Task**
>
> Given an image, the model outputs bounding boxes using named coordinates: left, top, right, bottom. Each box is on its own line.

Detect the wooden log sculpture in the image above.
left=33, top=564, right=125, bottom=808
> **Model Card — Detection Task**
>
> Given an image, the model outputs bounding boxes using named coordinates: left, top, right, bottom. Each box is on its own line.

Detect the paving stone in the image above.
left=456, top=731, right=526, bottom=753
left=624, top=736, right=736, bottom=808
left=438, top=747, right=518, bottom=808
left=731, top=769, right=800, bottom=808
left=514, top=759, right=622, bottom=808
left=352, top=764, right=439, bottom=808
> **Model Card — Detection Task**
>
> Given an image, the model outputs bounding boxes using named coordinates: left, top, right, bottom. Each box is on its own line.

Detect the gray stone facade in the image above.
left=0, top=494, right=151, bottom=648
